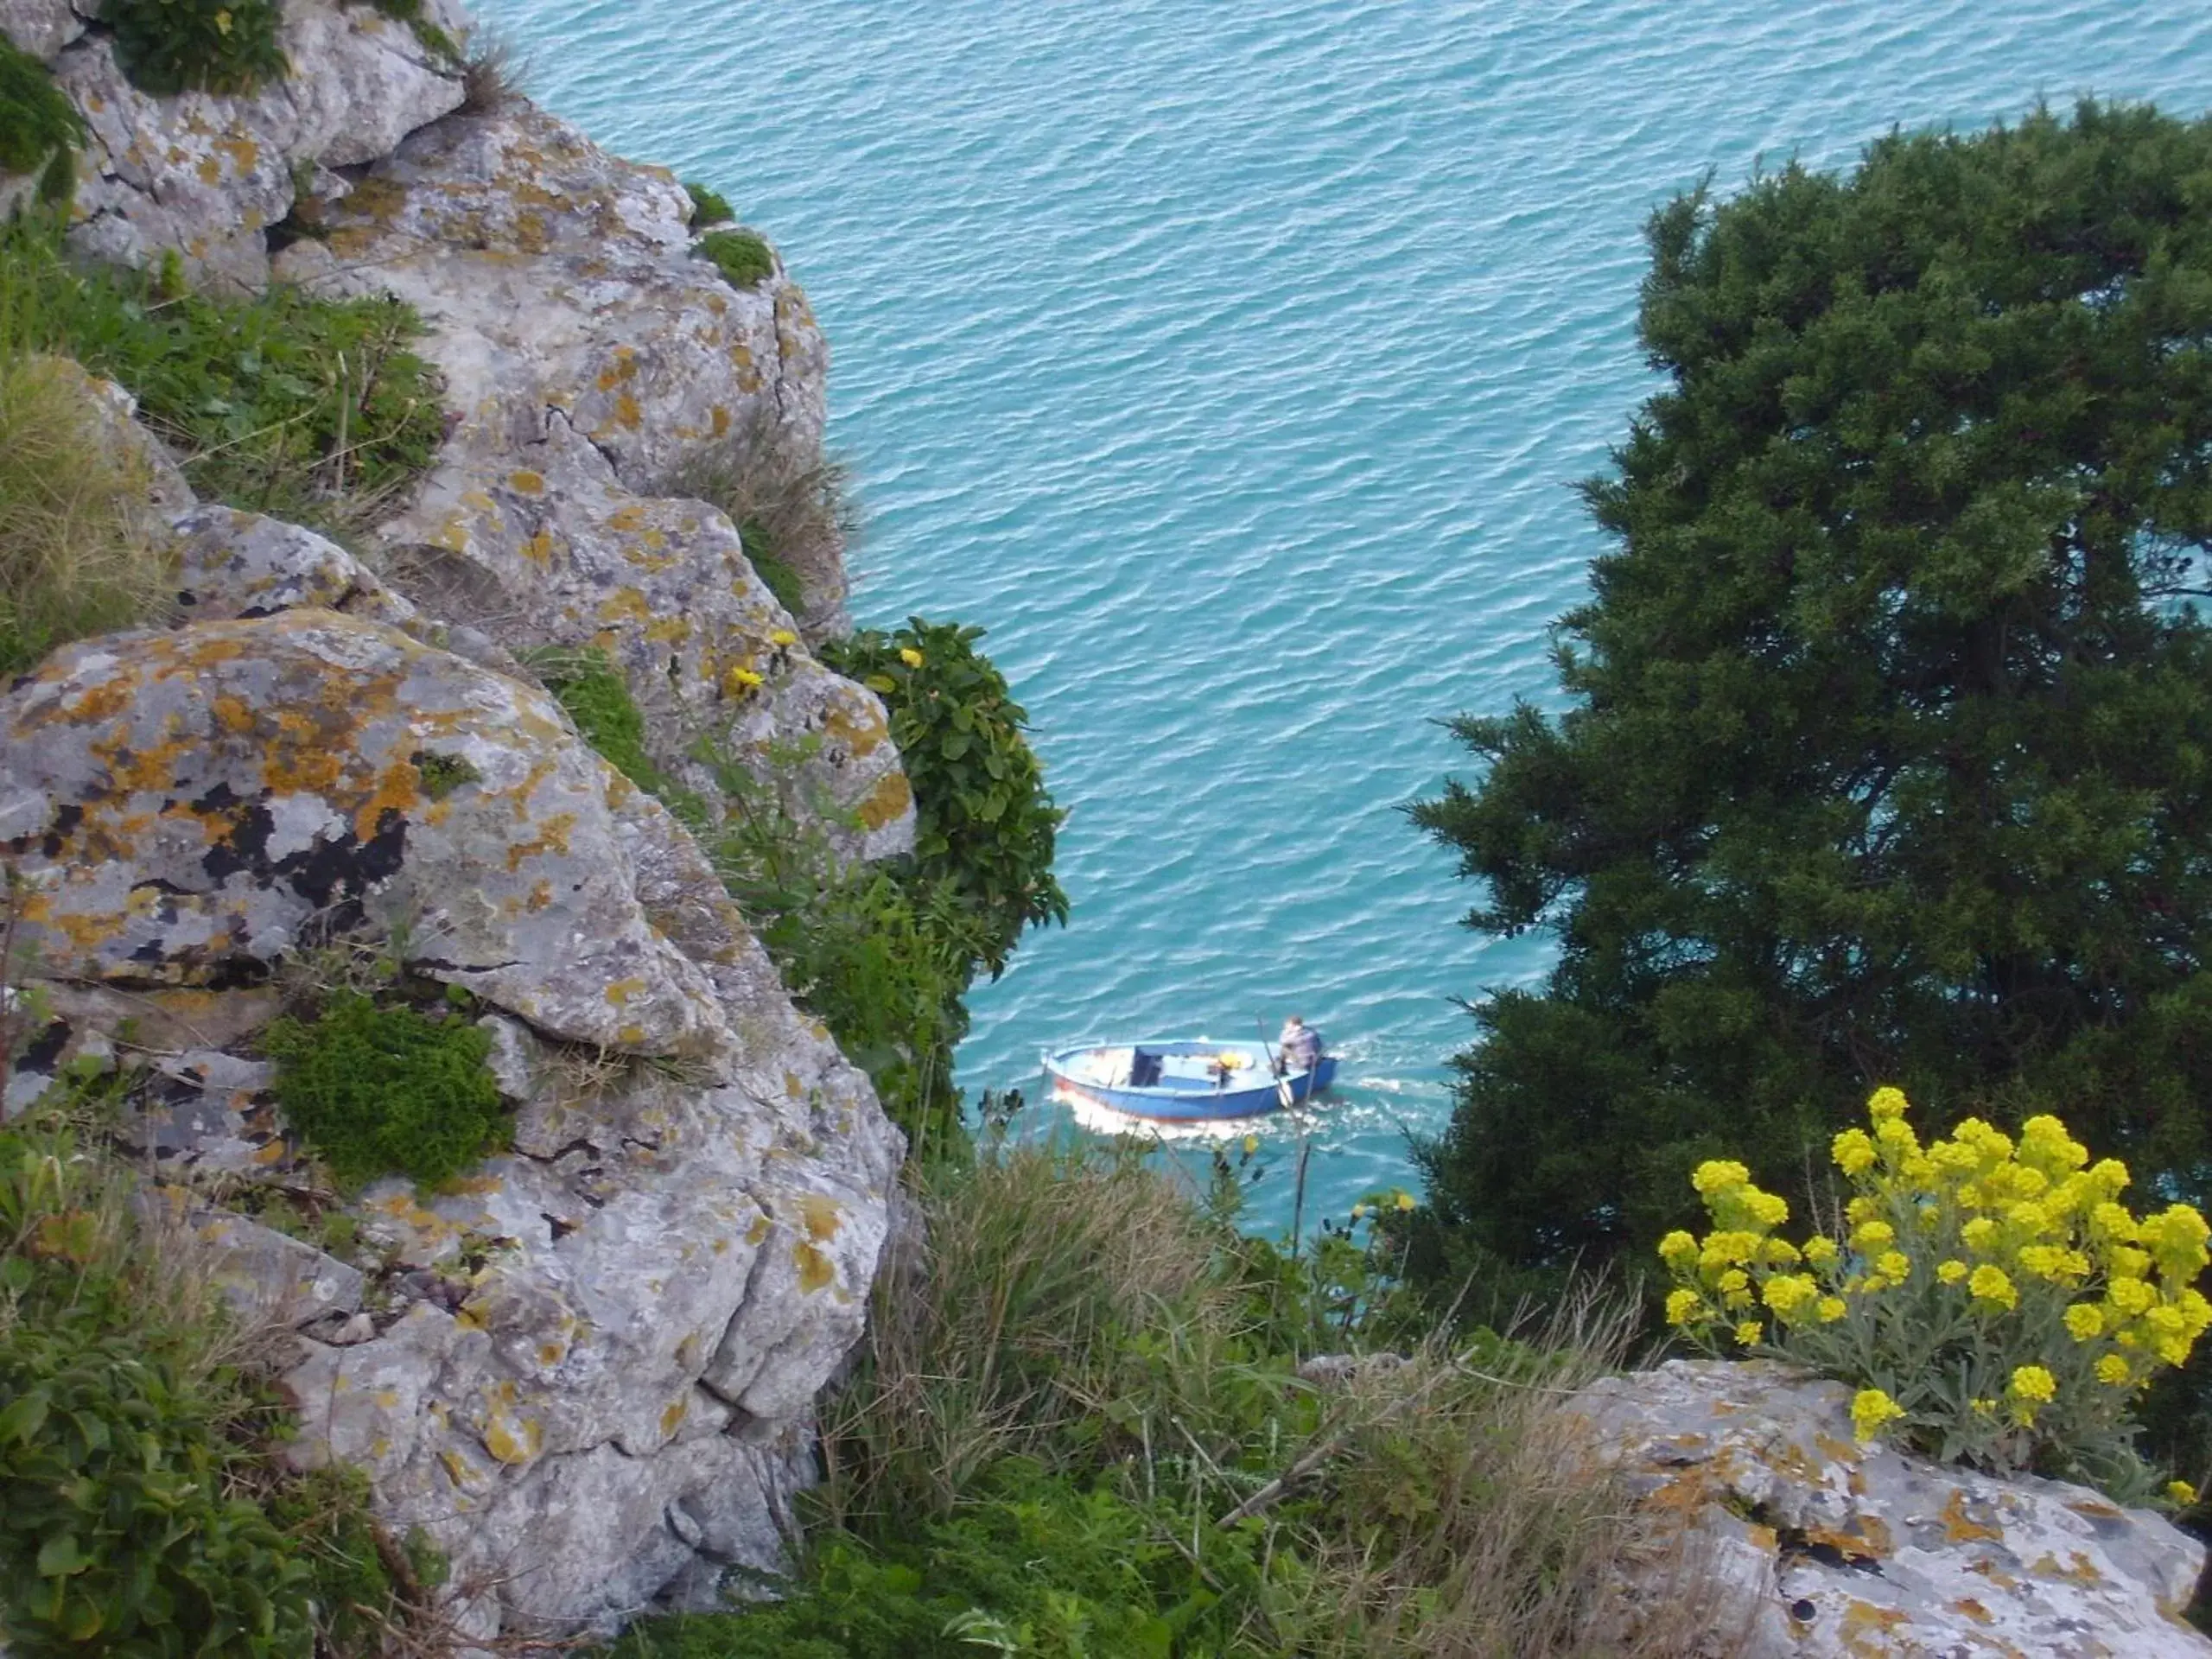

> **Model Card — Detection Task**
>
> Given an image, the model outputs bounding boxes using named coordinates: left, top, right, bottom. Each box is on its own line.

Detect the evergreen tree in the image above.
left=1413, top=102, right=2212, bottom=1285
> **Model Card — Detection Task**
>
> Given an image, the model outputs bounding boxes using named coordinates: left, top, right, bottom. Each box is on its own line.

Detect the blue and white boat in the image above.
left=1042, top=1038, right=1337, bottom=1122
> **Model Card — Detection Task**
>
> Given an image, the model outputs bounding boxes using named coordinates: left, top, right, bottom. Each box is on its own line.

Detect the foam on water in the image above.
left=474, top=0, right=2212, bottom=1237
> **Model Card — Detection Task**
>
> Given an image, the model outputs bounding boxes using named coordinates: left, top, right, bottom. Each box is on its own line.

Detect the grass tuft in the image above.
left=658, top=405, right=855, bottom=630
left=0, top=40, right=82, bottom=181
left=0, top=353, right=175, bottom=678
left=459, top=30, right=531, bottom=116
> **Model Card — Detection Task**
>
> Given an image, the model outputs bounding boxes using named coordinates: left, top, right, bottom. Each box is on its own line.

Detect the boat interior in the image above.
left=1056, top=1040, right=1295, bottom=1090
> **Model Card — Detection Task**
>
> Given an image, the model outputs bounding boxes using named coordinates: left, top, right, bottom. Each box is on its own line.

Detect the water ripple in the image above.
left=477, top=0, right=2211, bottom=1236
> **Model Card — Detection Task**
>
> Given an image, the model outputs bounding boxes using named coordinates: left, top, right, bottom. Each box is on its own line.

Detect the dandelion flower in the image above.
left=769, top=628, right=798, bottom=647
left=2170, top=1480, right=2199, bottom=1507
left=899, top=646, right=925, bottom=668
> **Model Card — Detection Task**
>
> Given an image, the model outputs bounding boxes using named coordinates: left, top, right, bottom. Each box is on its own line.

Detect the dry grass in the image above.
left=818, top=1138, right=1243, bottom=1525
left=1280, top=1289, right=1753, bottom=1658
left=658, top=406, right=855, bottom=639
left=0, top=350, right=175, bottom=676
left=459, top=30, right=531, bottom=117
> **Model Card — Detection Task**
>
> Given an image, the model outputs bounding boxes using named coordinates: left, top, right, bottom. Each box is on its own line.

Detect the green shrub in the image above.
left=704, top=745, right=984, bottom=1156
left=107, top=0, right=288, bottom=95
left=696, top=228, right=775, bottom=290
left=0, top=1089, right=411, bottom=1659
left=684, top=181, right=734, bottom=226
left=261, top=991, right=505, bottom=1189
left=365, top=0, right=460, bottom=64
left=1, top=219, right=447, bottom=535
left=823, top=618, right=1068, bottom=975
left=0, top=41, right=81, bottom=184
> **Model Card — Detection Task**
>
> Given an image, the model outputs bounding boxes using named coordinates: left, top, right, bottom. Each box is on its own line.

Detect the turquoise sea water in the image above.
left=476, top=0, right=2210, bottom=1237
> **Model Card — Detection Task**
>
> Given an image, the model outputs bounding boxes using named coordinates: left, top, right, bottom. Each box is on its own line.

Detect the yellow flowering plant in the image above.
left=1659, top=1087, right=2212, bottom=1502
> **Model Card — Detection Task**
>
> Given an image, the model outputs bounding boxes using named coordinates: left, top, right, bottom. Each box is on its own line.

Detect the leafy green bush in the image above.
left=0, top=1088, right=413, bottom=1659
left=1661, top=1087, right=2210, bottom=1501
left=684, top=181, right=734, bottom=226
left=824, top=618, right=1068, bottom=975
left=107, top=0, right=288, bottom=95
left=1, top=219, right=446, bottom=533
left=696, top=228, right=775, bottom=290
left=262, top=991, right=505, bottom=1189
left=0, top=41, right=81, bottom=200
left=704, top=744, right=984, bottom=1156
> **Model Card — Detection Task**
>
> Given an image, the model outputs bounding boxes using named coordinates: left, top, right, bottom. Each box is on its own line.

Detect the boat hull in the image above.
left=1042, top=1039, right=1337, bottom=1122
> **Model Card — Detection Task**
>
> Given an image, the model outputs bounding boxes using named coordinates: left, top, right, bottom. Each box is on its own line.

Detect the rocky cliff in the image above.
left=2, top=0, right=915, bottom=1636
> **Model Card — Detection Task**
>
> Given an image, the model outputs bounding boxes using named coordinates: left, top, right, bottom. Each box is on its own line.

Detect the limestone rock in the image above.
left=0, top=608, right=903, bottom=1632
left=55, top=0, right=468, bottom=291
left=0, top=610, right=728, bottom=1054
left=169, top=503, right=412, bottom=624
left=0, top=0, right=80, bottom=60
left=271, top=110, right=902, bottom=852
left=139, top=1187, right=365, bottom=1325
left=1567, top=1358, right=2212, bottom=1657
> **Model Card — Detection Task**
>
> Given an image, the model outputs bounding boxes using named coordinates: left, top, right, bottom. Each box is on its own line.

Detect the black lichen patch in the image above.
left=200, top=798, right=409, bottom=909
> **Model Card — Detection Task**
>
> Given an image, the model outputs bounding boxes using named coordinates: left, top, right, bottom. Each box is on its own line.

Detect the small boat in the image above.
left=1042, top=1038, right=1337, bottom=1122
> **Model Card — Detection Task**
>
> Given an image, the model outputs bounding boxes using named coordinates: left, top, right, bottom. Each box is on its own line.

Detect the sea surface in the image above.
left=475, top=0, right=2211, bottom=1238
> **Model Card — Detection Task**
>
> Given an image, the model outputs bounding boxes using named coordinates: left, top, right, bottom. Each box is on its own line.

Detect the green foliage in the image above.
left=0, top=1090, right=407, bottom=1659
left=703, top=741, right=984, bottom=1155
left=411, top=747, right=480, bottom=800
left=0, top=219, right=446, bottom=534
left=106, top=0, right=288, bottom=96
left=684, top=181, right=734, bottom=227
left=823, top=618, right=1069, bottom=976
left=622, top=1142, right=1687, bottom=1657
left=696, top=228, right=774, bottom=290
left=0, top=41, right=82, bottom=181
left=261, top=990, right=506, bottom=1189
left=614, top=1462, right=1272, bottom=1659
left=524, top=645, right=705, bottom=817
left=1411, top=104, right=2212, bottom=1310
left=739, top=532, right=806, bottom=614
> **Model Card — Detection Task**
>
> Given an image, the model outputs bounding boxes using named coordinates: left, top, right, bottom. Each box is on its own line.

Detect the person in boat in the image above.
left=1275, top=1015, right=1324, bottom=1076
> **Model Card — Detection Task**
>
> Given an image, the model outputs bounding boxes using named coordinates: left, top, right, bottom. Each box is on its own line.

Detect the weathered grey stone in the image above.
left=168, top=504, right=412, bottom=624
left=0, top=611, right=730, bottom=1054
left=0, top=0, right=81, bottom=60
left=271, top=110, right=903, bottom=853
left=55, top=0, right=468, bottom=291
left=1567, top=1359, right=2212, bottom=1658
left=139, top=1188, right=364, bottom=1325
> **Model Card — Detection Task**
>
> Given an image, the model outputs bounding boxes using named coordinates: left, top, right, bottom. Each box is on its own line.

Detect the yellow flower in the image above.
left=1761, top=1236, right=1802, bottom=1267
left=2007, top=1363, right=2056, bottom=1427
left=1692, top=1160, right=1751, bottom=1197
left=2018, top=1115, right=2088, bottom=1176
left=1860, top=1274, right=1891, bottom=1294
left=1967, top=1264, right=2018, bottom=1312
left=2016, top=1244, right=2074, bottom=1282
left=1815, top=1296, right=1847, bottom=1323
left=1852, top=1219, right=1897, bottom=1253
left=1732, top=1320, right=1764, bottom=1347
left=1743, top=1187, right=1789, bottom=1229
left=2108, top=1276, right=2157, bottom=1317
left=1716, top=1268, right=1749, bottom=1296
left=1803, top=1235, right=1840, bottom=1269
left=1875, top=1250, right=1910, bottom=1281
left=1241, top=1135, right=1259, bottom=1156
left=2142, top=1204, right=2212, bottom=1280
left=1760, top=1274, right=1821, bottom=1321
left=722, top=665, right=766, bottom=696
left=2096, top=1354, right=2133, bottom=1387
left=899, top=646, right=925, bottom=668
left=1851, top=1389, right=1906, bottom=1441
left=1658, top=1230, right=1700, bottom=1270
left=1961, top=1217, right=1999, bottom=1253
left=1665, top=1288, right=1704, bottom=1326
left=1866, top=1085, right=1910, bottom=1122
left=2009, top=1363, right=2056, bottom=1403
left=1395, top=1191, right=1416, bottom=1212
left=1936, top=1260, right=1968, bottom=1286
left=2089, top=1201, right=2139, bottom=1243
left=1832, top=1128, right=1877, bottom=1177
left=2063, top=1303, right=2104, bottom=1342
left=769, top=628, right=798, bottom=647
left=2169, top=1480, right=2199, bottom=1507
